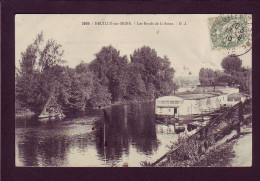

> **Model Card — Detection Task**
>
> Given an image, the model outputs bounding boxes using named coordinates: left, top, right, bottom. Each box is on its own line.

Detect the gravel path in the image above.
left=230, top=131, right=252, bottom=167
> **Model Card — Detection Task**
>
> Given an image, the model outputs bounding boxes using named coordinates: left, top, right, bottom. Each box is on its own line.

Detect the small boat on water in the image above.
left=38, top=112, right=65, bottom=119
left=38, top=95, right=65, bottom=119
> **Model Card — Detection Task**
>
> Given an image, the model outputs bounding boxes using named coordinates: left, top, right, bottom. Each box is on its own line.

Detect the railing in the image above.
left=150, top=99, right=251, bottom=167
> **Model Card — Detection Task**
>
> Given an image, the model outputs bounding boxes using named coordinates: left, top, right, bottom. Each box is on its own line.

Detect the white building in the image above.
left=155, top=87, right=248, bottom=118
left=155, top=94, right=222, bottom=118
left=155, top=96, right=184, bottom=117
left=220, top=92, right=248, bottom=107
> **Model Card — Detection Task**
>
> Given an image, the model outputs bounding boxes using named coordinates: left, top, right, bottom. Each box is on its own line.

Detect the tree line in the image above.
left=15, top=32, right=176, bottom=116
left=199, top=55, right=251, bottom=93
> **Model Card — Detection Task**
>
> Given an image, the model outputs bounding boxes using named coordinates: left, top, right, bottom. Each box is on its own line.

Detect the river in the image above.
left=15, top=101, right=184, bottom=167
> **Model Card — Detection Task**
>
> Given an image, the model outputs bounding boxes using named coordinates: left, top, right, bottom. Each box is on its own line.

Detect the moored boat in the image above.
left=38, top=95, right=65, bottom=119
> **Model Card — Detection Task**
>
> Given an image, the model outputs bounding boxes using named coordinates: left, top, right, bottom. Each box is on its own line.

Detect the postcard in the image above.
left=15, top=14, right=252, bottom=167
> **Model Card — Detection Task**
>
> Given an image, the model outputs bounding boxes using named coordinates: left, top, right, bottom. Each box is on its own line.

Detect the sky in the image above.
left=15, top=14, right=252, bottom=77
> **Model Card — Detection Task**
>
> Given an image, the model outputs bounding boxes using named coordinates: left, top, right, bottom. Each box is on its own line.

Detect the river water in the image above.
left=15, top=101, right=183, bottom=167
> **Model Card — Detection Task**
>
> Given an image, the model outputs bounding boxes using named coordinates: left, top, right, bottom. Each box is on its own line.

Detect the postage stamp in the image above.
left=208, top=14, right=252, bottom=56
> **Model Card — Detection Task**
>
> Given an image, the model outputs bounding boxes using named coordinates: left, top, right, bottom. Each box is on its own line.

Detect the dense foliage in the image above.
left=16, top=33, right=176, bottom=116
left=199, top=55, right=251, bottom=93
left=221, top=55, right=242, bottom=75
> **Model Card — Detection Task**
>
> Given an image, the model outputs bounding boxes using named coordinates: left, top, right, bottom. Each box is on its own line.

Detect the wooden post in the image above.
left=104, top=123, right=106, bottom=166
left=191, top=103, right=192, bottom=119
left=238, top=102, right=243, bottom=134
left=104, top=123, right=106, bottom=146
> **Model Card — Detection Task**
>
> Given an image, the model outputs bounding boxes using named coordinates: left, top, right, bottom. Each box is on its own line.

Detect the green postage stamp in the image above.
left=208, top=14, right=252, bottom=56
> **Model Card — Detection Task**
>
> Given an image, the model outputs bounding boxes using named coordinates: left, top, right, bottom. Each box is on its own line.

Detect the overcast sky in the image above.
left=15, top=14, right=252, bottom=77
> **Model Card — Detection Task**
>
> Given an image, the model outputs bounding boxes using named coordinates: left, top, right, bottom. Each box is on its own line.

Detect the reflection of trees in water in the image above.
left=128, top=102, right=158, bottom=155
left=95, top=105, right=130, bottom=162
left=96, top=102, right=159, bottom=162
left=16, top=118, right=100, bottom=166
left=17, top=130, right=69, bottom=166
left=16, top=116, right=42, bottom=128
left=17, top=131, right=40, bottom=166
left=37, top=136, right=69, bottom=166
left=17, top=102, right=158, bottom=166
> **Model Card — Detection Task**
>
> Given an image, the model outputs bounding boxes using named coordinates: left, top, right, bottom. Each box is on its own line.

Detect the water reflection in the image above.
left=16, top=101, right=179, bottom=167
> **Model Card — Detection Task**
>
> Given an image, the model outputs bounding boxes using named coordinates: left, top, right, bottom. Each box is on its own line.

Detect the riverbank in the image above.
left=16, top=99, right=155, bottom=118
left=230, top=128, right=252, bottom=167
left=190, top=136, right=237, bottom=167
left=192, top=130, right=252, bottom=167
left=15, top=110, right=35, bottom=118
left=157, top=128, right=252, bottom=167
left=92, top=99, right=155, bottom=109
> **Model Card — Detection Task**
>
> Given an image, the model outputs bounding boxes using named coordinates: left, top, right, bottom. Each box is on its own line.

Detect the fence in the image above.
left=150, top=99, right=251, bottom=167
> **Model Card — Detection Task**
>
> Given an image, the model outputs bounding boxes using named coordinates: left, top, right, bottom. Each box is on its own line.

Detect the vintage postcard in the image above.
left=15, top=14, right=252, bottom=167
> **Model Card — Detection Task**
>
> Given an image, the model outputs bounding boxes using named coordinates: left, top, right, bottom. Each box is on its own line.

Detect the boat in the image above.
left=38, top=112, right=65, bottom=119
left=38, top=95, right=65, bottom=119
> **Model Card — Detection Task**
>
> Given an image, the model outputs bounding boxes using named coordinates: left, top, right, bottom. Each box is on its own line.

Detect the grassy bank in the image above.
left=156, top=133, right=249, bottom=167
left=191, top=139, right=236, bottom=167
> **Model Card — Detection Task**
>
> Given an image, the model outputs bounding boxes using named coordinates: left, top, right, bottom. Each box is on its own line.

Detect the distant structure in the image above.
left=155, top=87, right=249, bottom=119
left=38, top=95, right=65, bottom=119
left=222, top=92, right=248, bottom=107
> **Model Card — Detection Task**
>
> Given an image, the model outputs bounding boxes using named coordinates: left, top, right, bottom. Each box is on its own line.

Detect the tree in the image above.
left=130, top=46, right=175, bottom=98
left=216, top=74, right=234, bottom=86
left=156, top=56, right=175, bottom=96
left=59, top=63, right=95, bottom=115
left=66, top=73, right=87, bottom=115
left=19, top=32, right=43, bottom=74
left=16, top=32, right=68, bottom=114
left=130, top=46, right=160, bottom=85
left=199, top=68, right=215, bottom=86
left=172, top=83, right=179, bottom=96
left=221, top=55, right=242, bottom=75
left=16, top=72, right=43, bottom=113
left=16, top=32, right=44, bottom=113
left=87, top=80, right=112, bottom=107
left=89, top=45, right=128, bottom=102
left=75, top=61, right=89, bottom=73
left=124, top=63, right=146, bottom=100
left=233, top=70, right=249, bottom=93
left=39, top=39, right=66, bottom=71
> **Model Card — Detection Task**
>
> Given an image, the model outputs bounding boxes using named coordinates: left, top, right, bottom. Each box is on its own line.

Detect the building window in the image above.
left=234, top=97, right=241, bottom=101
left=228, top=97, right=241, bottom=102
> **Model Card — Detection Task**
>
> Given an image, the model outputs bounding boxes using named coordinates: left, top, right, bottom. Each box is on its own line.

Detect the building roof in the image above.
left=177, top=93, right=218, bottom=100
left=194, top=86, right=239, bottom=94
left=227, top=92, right=249, bottom=98
left=156, top=96, right=184, bottom=101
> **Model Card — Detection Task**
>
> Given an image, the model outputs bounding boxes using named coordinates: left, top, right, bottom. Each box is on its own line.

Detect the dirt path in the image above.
left=230, top=130, right=252, bottom=167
